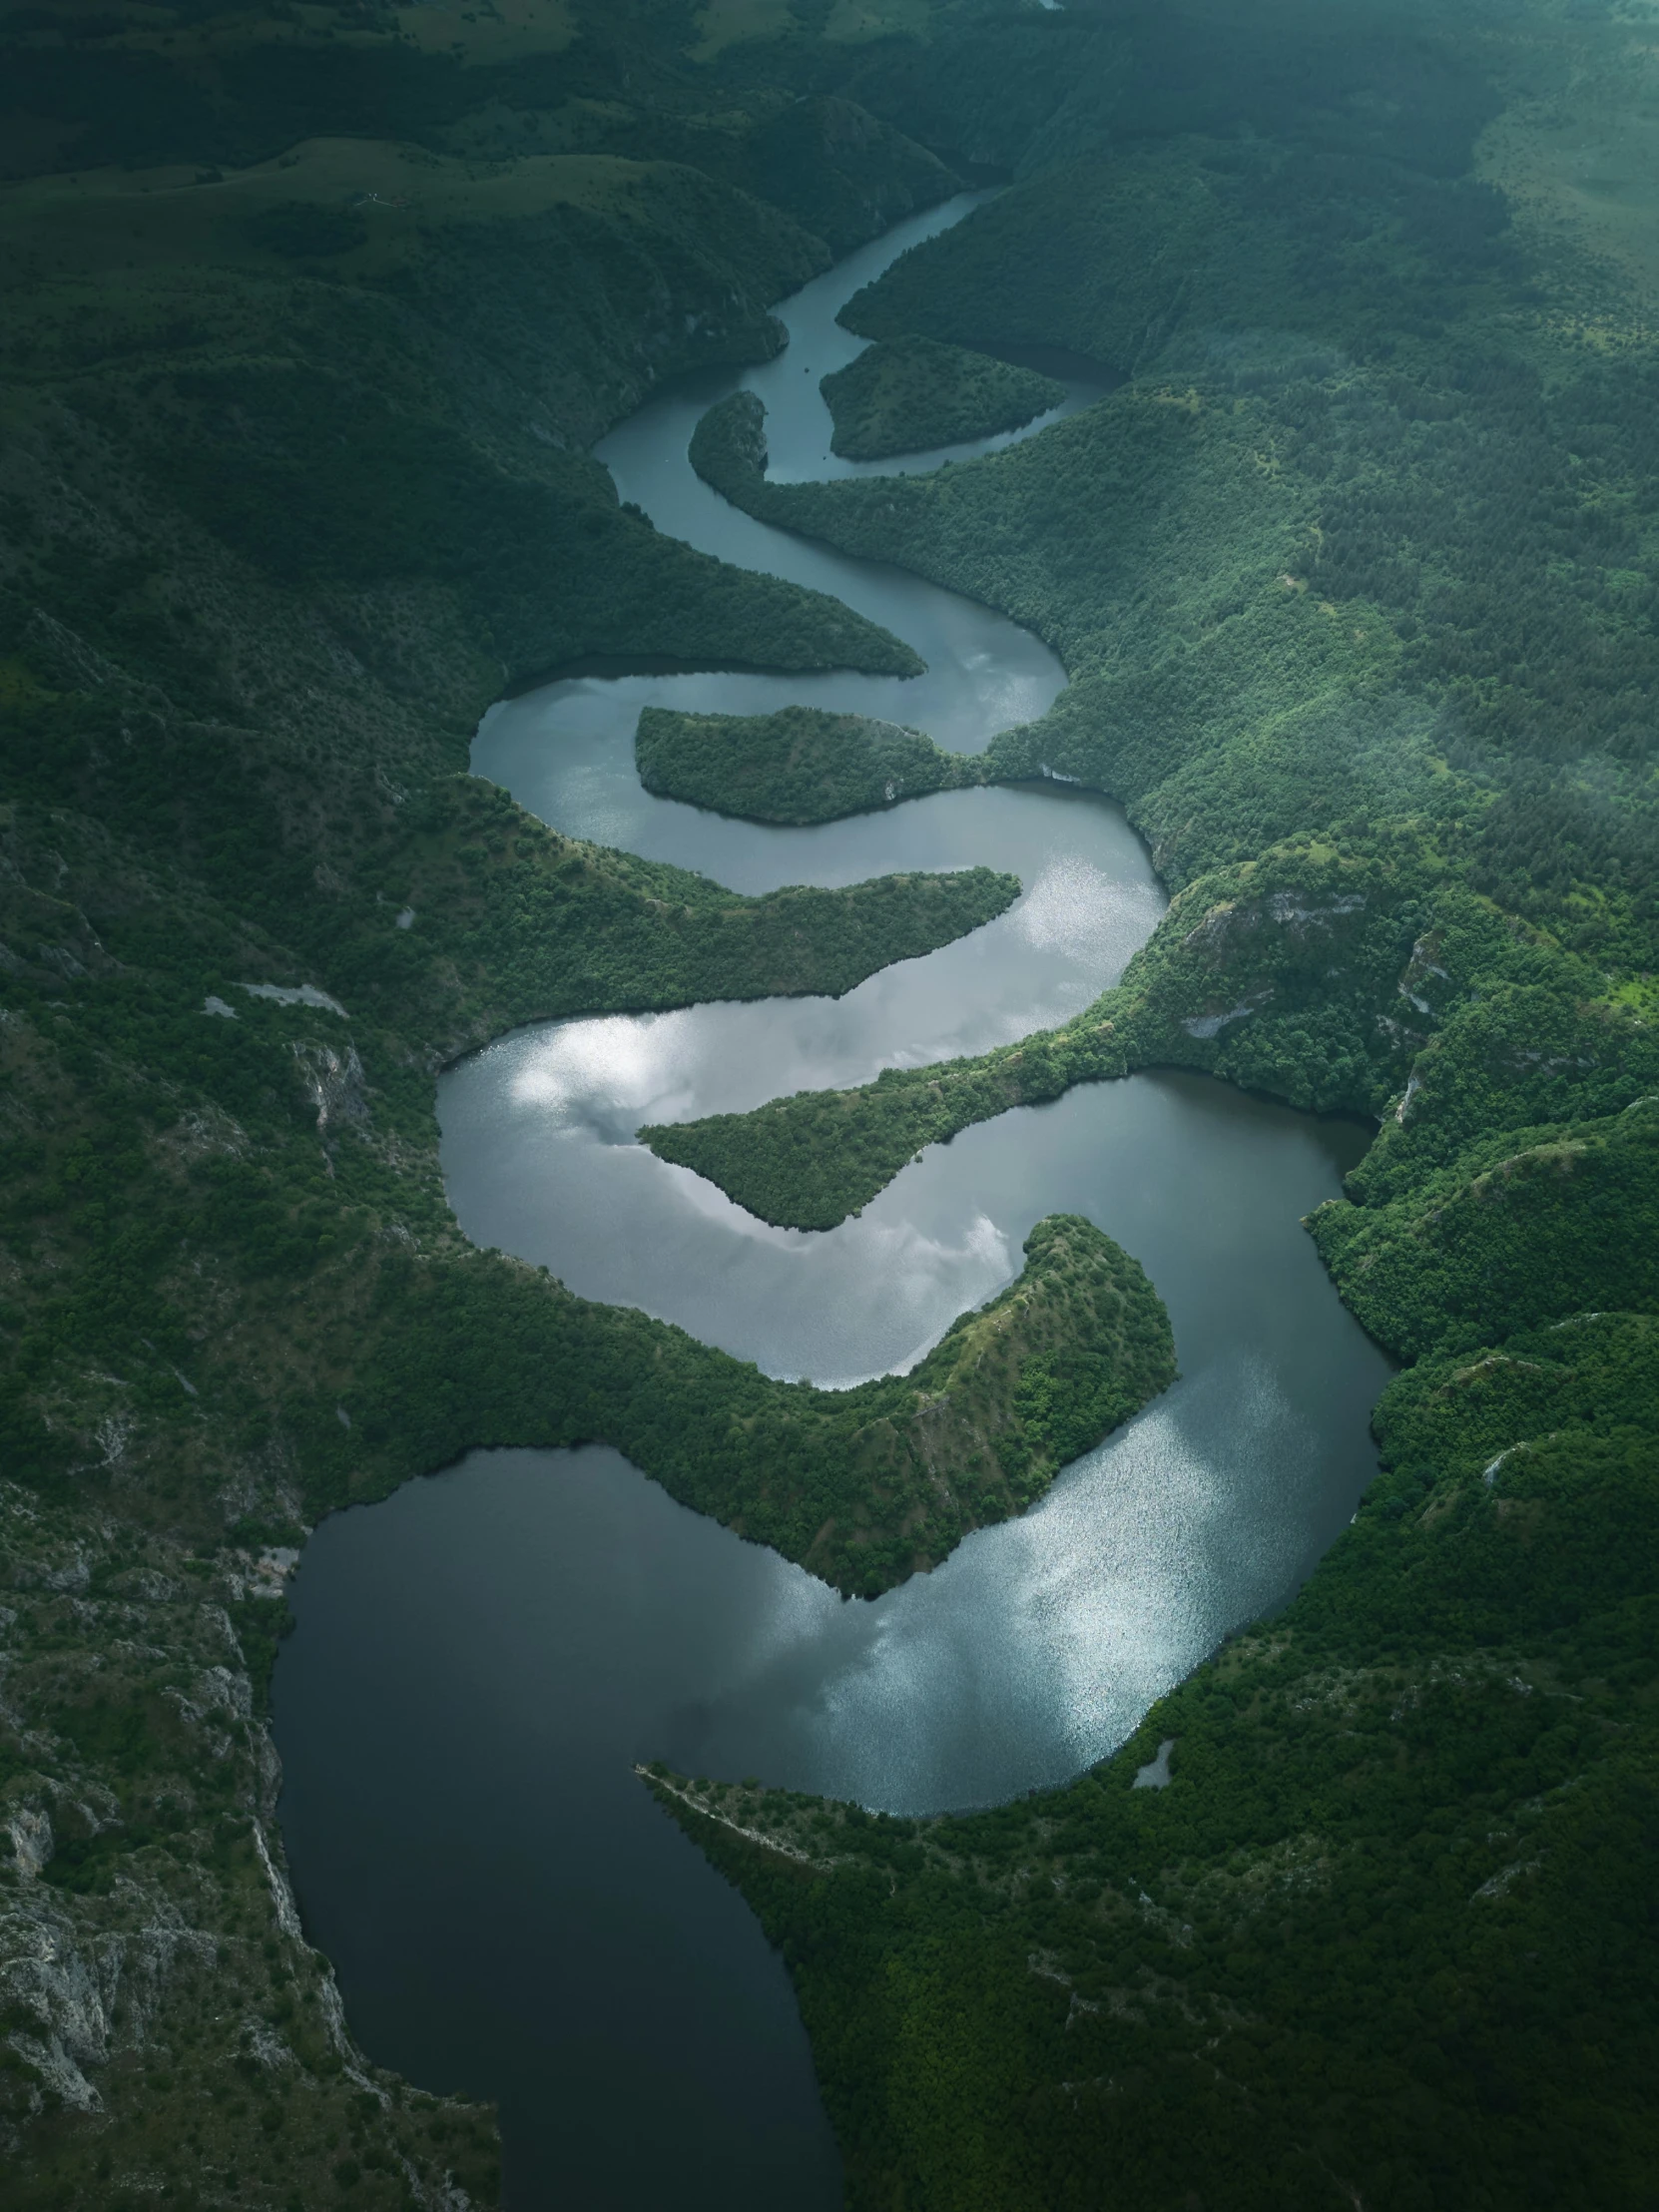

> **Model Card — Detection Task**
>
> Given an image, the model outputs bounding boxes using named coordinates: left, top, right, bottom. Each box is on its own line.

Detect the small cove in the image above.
left=274, top=195, right=1393, bottom=2208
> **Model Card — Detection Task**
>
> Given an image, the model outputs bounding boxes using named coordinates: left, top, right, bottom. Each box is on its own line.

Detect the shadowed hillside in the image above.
left=4, top=0, right=1658, bottom=2205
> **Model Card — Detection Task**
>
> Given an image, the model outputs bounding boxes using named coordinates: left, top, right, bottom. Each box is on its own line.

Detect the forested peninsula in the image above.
left=819, top=332, right=1065, bottom=458
left=3, top=1, right=1658, bottom=2208
left=664, top=6, right=1659, bottom=2204
left=635, top=702, right=979, bottom=823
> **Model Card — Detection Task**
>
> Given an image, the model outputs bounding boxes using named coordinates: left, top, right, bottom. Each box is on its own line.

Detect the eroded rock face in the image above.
left=0, top=1489, right=495, bottom=2199
left=4, top=1938, right=106, bottom=2112
left=7, top=1805, right=53, bottom=1880
left=3, top=1887, right=121, bottom=2113
left=292, top=1038, right=370, bottom=1136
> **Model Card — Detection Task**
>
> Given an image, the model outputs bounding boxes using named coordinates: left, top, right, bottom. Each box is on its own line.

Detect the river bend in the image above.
left=274, top=196, right=1392, bottom=2209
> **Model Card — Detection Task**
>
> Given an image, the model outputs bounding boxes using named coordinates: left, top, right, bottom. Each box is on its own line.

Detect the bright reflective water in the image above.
left=275, top=195, right=1391, bottom=2210
left=472, top=193, right=1110, bottom=841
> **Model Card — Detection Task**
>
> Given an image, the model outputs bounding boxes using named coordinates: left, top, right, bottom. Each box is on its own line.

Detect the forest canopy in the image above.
left=3, top=0, right=1658, bottom=2203
left=819, top=333, right=1065, bottom=459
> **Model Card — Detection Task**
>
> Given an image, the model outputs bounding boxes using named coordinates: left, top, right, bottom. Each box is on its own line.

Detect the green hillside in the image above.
left=650, top=3, right=1659, bottom=2203
left=820, top=333, right=1065, bottom=458
left=4, top=0, right=1658, bottom=2204
left=635, top=701, right=980, bottom=822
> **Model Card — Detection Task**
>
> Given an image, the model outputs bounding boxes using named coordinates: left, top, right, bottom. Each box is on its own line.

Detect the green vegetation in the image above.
left=644, top=1010, right=1086, bottom=1229
left=359, top=777, right=1020, bottom=1025
left=635, top=702, right=980, bottom=824
left=674, top=63, right=1659, bottom=1233
left=0, top=4, right=988, bottom=2199
left=85, top=345, right=917, bottom=689
left=0, top=1487, right=504, bottom=2208
left=641, top=833, right=1433, bottom=1224
left=243, top=200, right=369, bottom=260
left=8, top=0, right=1659, bottom=2199
left=819, top=335, right=1064, bottom=459
left=644, top=1, right=1659, bottom=2199
left=341, top=1212, right=1174, bottom=1602
left=739, top=93, right=960, bottom=258
left=654, top=1312, right=1659, bottom=2210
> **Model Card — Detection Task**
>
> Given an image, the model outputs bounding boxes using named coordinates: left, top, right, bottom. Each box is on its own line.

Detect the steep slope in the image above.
left=5, top=0, right=1659, bottom=2203
left=647, top=3, right=1659, bottom=2203
left=0, top=6, right=991, bottom=2201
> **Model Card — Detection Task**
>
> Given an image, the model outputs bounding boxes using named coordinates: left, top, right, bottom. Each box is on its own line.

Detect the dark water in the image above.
left=274, top=194, right=1392, bottom=2208
left=275, top=1447, right=844, bottom=2210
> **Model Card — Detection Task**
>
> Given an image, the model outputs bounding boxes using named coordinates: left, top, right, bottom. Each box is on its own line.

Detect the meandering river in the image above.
left=274, top=198, right=1393, bottom=2209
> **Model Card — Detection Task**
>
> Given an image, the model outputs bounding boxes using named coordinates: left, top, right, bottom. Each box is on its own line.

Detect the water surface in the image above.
left=276, top=193, right=1390, bottom=2210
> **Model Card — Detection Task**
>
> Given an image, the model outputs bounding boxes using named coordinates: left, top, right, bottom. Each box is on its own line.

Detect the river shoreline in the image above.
left=275, top=197, right=1393, bottom=2208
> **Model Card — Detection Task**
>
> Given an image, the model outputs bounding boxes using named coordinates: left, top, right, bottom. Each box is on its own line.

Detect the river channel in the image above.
left=273, top=197, right=1394, bottom=2208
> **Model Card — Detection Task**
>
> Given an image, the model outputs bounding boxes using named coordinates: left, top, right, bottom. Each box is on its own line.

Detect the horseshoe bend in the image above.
left=3, top=5, right=1658, bottom=2209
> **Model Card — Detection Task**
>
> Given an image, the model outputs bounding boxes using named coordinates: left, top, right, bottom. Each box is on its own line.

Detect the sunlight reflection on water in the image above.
left=662, top=1350, right=1321, bottom=1812
left=278, top=188, right=1388, bottom=2212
